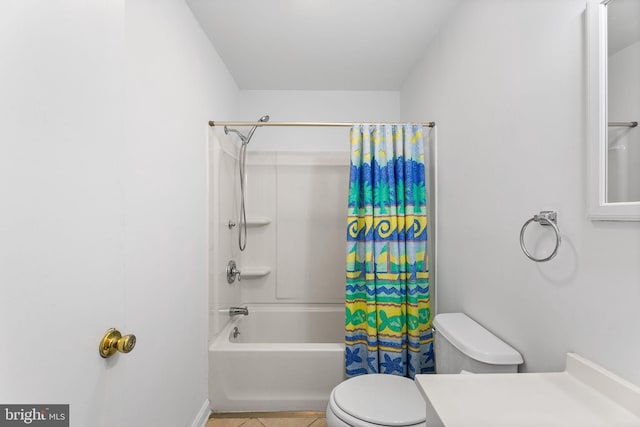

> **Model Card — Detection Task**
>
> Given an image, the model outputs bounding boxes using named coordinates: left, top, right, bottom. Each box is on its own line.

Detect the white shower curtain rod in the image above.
left=208, top=120, right=436, bottom=128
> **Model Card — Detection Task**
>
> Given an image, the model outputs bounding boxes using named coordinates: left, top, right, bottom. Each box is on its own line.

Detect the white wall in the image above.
left=234, top=90, right=400, bottom=151
left=0, top=0, right=238, bottom=426
left=123, top=1, right=238, bottom=425
left=401, top=0, right=640, bottom=386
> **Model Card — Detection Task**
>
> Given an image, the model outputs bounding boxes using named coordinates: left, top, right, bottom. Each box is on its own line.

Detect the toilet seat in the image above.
left=327, top=374, right=426, bottom=427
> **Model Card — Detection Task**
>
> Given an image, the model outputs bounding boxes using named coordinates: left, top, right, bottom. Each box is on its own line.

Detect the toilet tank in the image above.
left=433, top=313, right=523, bottom=374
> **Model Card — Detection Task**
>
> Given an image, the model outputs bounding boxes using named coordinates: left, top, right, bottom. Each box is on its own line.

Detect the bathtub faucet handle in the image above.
left=226, top=260, right=241, bottom=284
left=229, top=306, right=249, bottom=316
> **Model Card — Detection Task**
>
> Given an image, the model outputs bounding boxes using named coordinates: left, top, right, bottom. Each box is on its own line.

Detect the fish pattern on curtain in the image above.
left=345, top=124, right=434, bottom=378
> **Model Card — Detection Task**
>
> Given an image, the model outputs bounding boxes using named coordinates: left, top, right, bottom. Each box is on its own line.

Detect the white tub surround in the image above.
left=208, top=143, right=350, bottom=412
left=415, top=353, right=640, bottom=427
left=240, top=151, right=349, bottom=304
left=209, top=304, right=345, bottom=412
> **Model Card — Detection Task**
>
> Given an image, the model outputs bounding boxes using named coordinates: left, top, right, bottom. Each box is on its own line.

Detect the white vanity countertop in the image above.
left=414, top=353, right=640, bottom=427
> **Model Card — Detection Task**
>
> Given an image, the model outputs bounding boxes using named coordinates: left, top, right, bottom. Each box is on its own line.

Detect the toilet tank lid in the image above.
left=433, top=313, right=523, bottom=365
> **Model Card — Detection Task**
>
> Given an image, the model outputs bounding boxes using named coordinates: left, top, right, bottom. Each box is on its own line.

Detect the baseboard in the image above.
left=190, top=399, right=211, bottom=427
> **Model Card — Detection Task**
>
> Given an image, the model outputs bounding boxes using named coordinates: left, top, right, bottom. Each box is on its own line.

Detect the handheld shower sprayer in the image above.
left=245, top=115, right=270, bottom=144
left=225, top=114, right=270, bottom=251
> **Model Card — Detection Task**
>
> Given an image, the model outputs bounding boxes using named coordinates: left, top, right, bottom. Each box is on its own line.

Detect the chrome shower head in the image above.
left=224, top=126, right=248, bottom=144
left=224, top=114, right=269, bottom=146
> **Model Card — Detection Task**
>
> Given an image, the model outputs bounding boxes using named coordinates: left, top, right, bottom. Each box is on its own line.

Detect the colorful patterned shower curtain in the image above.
left=345, top=124, right=434, bottom=378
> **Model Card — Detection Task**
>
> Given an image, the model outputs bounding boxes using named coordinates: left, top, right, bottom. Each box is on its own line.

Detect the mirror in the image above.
left=587, top=0, right=640, bottom=220
left=607, top=0, right=640, bottom=203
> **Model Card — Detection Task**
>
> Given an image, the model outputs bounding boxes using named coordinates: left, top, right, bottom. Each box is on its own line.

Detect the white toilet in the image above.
left=326, top=313, right=524, bottom=427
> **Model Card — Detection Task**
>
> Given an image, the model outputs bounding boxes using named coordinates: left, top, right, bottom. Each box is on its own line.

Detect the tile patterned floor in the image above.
left=207, top=412, right=327, bottom=427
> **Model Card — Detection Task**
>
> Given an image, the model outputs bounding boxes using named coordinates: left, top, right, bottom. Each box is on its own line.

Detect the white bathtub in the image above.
left=209, top=304, right=346, bottom=412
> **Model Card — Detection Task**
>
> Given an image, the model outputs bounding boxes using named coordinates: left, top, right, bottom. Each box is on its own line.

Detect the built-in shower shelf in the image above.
left=242, top=267, right=271, bottom=279
left=246, top=217, right=272, bottom=227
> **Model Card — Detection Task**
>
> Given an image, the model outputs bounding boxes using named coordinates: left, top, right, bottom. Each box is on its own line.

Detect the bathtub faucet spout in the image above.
left=229, top=306, right=249, bottom=316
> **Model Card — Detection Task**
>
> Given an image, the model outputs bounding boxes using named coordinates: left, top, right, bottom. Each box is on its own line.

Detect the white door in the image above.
left=0, top=2, right=131, bottom=426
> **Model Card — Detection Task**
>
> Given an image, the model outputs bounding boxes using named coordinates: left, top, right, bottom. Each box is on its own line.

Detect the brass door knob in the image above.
left=99, top=328, right=137, bottom=358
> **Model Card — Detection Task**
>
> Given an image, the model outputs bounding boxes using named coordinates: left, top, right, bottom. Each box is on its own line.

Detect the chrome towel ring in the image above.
left=520, top=211, right=561, bottom=262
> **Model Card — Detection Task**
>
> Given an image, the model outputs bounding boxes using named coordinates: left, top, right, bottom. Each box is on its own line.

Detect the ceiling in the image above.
left=186, top=0, right=460, bottom=90
left=608, top=0, right=640, bottom=56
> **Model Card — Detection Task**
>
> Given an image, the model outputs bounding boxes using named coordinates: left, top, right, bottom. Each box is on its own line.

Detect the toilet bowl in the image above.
left=326, top=374, right=426, bottom=427
left=327, top=313, right=523, bottom=427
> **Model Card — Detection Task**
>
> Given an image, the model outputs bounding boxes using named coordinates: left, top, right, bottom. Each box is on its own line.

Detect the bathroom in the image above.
left=1, top=0, right=640, bottom=426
